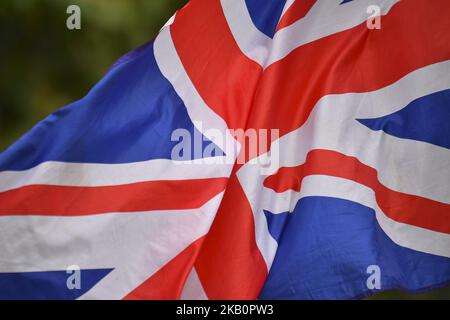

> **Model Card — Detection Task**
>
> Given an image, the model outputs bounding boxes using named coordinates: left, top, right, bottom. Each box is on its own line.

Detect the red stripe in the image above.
left=0, top=178, right=227, bottom=216
left=264, top=149, right=450, bottom=234
left=171, top=0, right=263, bottom=130
left=276, top=0, right=317, bottom=32
left=194, top=173, right=268, bottom=299
left=124, top=236, right=205, bottom=300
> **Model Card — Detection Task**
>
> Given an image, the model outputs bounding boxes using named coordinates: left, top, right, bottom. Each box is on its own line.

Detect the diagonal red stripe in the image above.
left=124, top=236, right=205, bottom=300
left=276, top=0, right=317, bottom=32
left=194, top=173, right=268, bottom=299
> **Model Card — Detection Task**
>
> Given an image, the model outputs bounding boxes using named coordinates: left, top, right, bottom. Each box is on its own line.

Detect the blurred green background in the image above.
left=0, top=0, right=448, bottom=300
left=0, top=0, right=188, bottom=151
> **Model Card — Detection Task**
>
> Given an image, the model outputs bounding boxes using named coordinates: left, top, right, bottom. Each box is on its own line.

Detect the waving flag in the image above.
left=0, top=0, right=449, bottom=299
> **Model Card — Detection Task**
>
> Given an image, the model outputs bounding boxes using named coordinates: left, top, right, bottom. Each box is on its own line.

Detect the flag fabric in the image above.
left=0, top=0, right=449, bottom=299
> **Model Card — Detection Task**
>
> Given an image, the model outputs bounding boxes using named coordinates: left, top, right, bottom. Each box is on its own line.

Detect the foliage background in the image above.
left=0, top=0, right=448, bottom=300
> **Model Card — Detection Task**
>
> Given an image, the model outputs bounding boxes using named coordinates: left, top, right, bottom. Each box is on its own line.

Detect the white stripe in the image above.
left=236, top=164, right=277, bottom=269
left=0, top=192, right=223, bottom=299
left=0, top=157, right=230, bottom=192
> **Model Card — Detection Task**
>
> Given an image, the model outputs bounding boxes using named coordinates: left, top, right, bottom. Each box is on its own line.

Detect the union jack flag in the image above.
left=0, top=0, right=449, bottom=299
